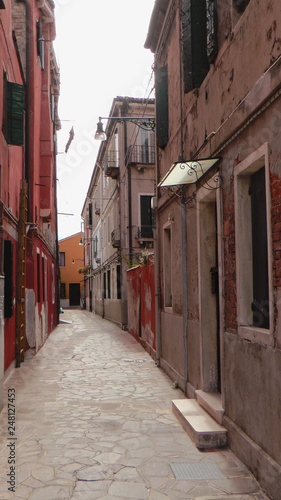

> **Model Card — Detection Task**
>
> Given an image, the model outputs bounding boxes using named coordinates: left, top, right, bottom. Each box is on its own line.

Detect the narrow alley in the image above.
left=0, top=310, right=269, bottom=500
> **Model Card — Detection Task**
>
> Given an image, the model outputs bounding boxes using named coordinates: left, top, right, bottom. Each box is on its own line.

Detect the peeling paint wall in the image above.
left=146, top=0, right=281, bottom=497
left=127, top=259, right=156, bottom=356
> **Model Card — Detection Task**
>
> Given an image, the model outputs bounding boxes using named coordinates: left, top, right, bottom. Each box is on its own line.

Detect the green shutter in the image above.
left=36, top=19, right=45, bottom=69
left=155, top=65, right=169, bottom=150
left=7, top=81, right=24, bottom=146
left=206, top=0, right=218, bottom=63
left=182, top=0, right=209, bottom=93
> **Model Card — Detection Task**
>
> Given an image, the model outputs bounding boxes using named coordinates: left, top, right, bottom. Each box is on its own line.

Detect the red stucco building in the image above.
left=0, top=0, right=60, bottom=409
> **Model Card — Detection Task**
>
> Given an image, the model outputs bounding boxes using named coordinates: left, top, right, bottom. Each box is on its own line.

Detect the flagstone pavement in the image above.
left=0, top=310, right=270, bottom=500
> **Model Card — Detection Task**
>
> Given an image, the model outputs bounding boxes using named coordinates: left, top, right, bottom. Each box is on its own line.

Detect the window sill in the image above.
left=164, top=306, right=173, bottom=314
left=238, top=325, right=274, bottom=346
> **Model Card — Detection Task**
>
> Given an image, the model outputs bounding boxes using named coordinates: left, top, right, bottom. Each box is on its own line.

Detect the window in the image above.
left=107, top=269, right=111, bottom=299
left=50, top=93, right=55, bottom=122
left=4, top=240, right=13, bottom=318
left=93, top=236, right=98, bottom=258
left=140, top=195, right=153, bottom=238
left=206, top=0, right=218, bottom=63
left=52, top=264, right=55, bottom=304
left=0, top=0, right=6, bottom=9
left=155, top=65, right=169, bottom=149
left=60, top=283, right=66, bottom=299
left=37, top=252, right=40, bottom=302
left=42, top=256, right=45, bottom=302
left=2, top=72, right=24, bottom=146
left=182, top=0, right=217, bottom=92
left=163, top=225, right=172, bottom=308
left=117, top=264, right=121, bottom=299
left=139, top=129, right=155, bottom=164
left=103, top=272, right=106, bottom=299
left=59, top=252, right=65, bottom=267
left=36, top=19, right=44, bottom=69
left=88, top=202, right=92, bottom=226
left=234, top=144, right=273, bottom=342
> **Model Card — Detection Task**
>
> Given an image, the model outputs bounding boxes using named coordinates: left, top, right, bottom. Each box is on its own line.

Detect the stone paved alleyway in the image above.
left=0, top=310, right=269, bottom=500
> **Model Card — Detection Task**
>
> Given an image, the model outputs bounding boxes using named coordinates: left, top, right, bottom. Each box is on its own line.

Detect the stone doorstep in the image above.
left=172, top=399, right=228, bottom=449
left=195, top=390, right=225, bottom=425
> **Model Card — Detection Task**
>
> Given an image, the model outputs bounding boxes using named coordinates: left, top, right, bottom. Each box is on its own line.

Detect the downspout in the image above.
left=178, top=0, right=188, bottom=393
left=16, top=0, right=31, bottom=221
left=121, top=102, right=132, bottom=265
left=54, top=131, right=60, bottom=325
left=181, top=193, right=188, bottom=392
left=126, top=126, right=132, bottom=264
left=153, top=212, right=161, bottom=367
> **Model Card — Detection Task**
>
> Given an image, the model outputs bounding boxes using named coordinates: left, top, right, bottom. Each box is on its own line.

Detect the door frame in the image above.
left=197, top=175, right=225, bottom=400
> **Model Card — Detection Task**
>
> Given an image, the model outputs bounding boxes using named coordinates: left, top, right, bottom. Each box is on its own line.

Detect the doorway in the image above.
left=198, top=185, right=222, bottom=393
left=69, top=283, right=80, bottom=306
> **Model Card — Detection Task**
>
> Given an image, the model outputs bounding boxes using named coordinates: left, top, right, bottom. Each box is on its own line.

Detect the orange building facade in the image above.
left=59, top=233, right=84, bottom=308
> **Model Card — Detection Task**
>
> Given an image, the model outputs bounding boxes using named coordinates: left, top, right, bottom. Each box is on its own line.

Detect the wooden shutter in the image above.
left=36, top=19, right=45, bottom=69
left=250, top=167, right=269, bottom=329
left=4, top=240, right=13, bottom=318
left=155, top=65, right=169, bottom=149
left=6, top=81, right=24, bottom=146
left=206, top=0, right=218, bottom=63
left=141, top=195, right=153, bottom=238
left=182, top=0, right=209, bottom=93
left=88, top=202, right=93, bottom=226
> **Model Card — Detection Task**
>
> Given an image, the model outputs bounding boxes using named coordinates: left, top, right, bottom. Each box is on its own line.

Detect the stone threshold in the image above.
left=172, top=398, right=227, bottom=449
left=195, top=390, right=225, bottom=425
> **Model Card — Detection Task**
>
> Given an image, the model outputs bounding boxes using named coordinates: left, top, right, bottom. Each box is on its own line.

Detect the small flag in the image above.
left=65, top=126, right=74, bottom=153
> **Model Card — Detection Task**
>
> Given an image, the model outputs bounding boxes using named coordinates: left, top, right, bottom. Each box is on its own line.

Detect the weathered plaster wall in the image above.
left=150, top=1, right=281, bottom=496
left=104, top=299, right=122, bottom=328
left=160, top=311, right=184, bottom=385
left=127, top=267, right=141, bottom=341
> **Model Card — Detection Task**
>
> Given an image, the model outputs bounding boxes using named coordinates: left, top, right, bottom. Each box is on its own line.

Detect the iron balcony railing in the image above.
left=111, top=228, right=121, bottom=247
left=137, top=225, right=154, bottom=239
left=104, top=150, right=119, bottom=178
left=127, top=145, right=155, bottom=166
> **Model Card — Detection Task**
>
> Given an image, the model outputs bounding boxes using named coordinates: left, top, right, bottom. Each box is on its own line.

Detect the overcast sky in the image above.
left=53, top=0, right=155, bottom=240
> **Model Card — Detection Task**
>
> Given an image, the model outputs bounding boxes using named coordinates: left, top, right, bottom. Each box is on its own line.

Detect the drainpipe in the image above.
left=126, top=127, right=133, bottom=264
left=181, top=193, right=188, bottom=393
left=121, top=102, right=132, bottom=265
left=178, top=0, right=188, bottom=393
left=153, top=217, right=161, bottom=367
left=16, top=0, right=31, bottom=221
left=53, top=132, right=60, bottom=325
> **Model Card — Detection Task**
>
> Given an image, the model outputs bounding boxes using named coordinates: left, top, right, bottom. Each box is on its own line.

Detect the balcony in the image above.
left=104, top=151, right=119, bottom=179
left=127, top=145, right=155, bottom=167
left=111, top=228, right=121, bottom=248
left=137, top=225, right=154, bottom=240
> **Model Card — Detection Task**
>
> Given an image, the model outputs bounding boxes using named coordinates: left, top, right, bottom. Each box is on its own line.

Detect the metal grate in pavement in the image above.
left=122, top=359, right=146, bottom=363
left=170, top=462, right=224, bottom=480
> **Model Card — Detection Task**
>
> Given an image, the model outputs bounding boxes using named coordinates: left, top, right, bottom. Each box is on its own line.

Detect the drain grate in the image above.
left=170, top=462, right=224, bottom=480
left=122, top=359, right=146, bottom=363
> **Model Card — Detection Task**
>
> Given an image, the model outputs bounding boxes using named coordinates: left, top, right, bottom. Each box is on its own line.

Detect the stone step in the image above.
left=172, top=399, right=227, bottom=449
left=195, top=390, right=224, bottom=425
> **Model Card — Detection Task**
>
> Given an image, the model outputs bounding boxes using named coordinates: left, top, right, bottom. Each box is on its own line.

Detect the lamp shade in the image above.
left=158, top=158, right=220, bottom=187
left=94, top=120, right=107, bottom=141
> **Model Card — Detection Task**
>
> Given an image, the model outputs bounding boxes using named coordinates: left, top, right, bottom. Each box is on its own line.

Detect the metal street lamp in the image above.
left=94, top=116, right=155, bottom=141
